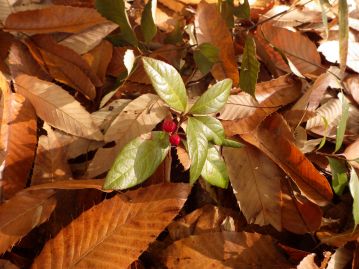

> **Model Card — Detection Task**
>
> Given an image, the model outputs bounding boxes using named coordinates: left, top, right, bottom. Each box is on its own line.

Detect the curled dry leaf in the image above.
left=31, top=124, right=72, bottom=186
left=4, top=5, right=108, bottom=34
left=14, top=74, right=103, bottom=141
left=0, top=189, right=56, bottom=254
left=222, top=75, right=302, bottom=136
left=241, top=114, right=333, bottom=206
left=31, top=183, right=191, bottom=269
left=161, top=232, right=291, bottom=268
left=259, top=23, right=323, bottom=76
left=317, top=227, right=359, bottom=248
left=0, top=77, right=37, bottom=200
left=195, top=2, right=239, bottom=85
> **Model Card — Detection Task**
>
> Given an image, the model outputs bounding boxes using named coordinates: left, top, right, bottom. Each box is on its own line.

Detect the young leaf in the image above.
left=193, top=43, right=220, bottom=75
left=142, top=57, right=187, bottom=112
left=327, top=157, right=348, bottom=195
left=187, top=117, right=208, bottom=184
left=189, top=78, right=232, bottom=115
left=240, top=35, right=260, bottom=96
left=141, top=0, right=157, bottom=43
left=104, top=131, right=170, bottom=190
left=194, top=116, right=224, bottom=145
left=222, top=138, right=244, bottom=148
left=338, top=0, right=349, bottom=76
left=201, top=145, right=229, bottom=188
left=95, top=0, right=138, bottom=46
left=335, top=93, right=349, bottom=152
left=349, top=167, right=359, bottom=230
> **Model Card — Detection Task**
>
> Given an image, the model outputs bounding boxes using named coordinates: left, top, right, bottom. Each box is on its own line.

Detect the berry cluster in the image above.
left=162, top=119, right=180, bottom=146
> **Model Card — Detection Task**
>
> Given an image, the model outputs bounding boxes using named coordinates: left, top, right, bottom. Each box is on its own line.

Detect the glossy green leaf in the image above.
left=95, top=0, right=138, bottom=46
left=201, top=145, right=229, bottom=188
left=104, top=131, right=170, bottom=190
left=194, top=116, right=224, bottom=145
left=240, top=35, right=260, bottom=96
left=193, top=43, right=219, bottom=75
left=327, top=157, right=348, bottom=195
left=142, top=57, right=188, bottom=112
left=234, top=0, right=250, bottom=19
left=222, top=138, right=243, bottom=148
left=187, top=117, right=208, bottom=184
left=339, top=0, right=349, bottom=76
left=335, top=93, right=349, bottom=152
left=141, top=0, right=157, bottom=43
left=349, top=167, right=359, bottom=230
left=189, top=79, right=232, bottom=115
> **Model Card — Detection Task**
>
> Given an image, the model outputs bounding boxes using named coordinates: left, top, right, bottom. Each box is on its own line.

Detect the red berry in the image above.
left=162, top=119, right=177, bottom=133
left=169, top=133, right=181, bottom=146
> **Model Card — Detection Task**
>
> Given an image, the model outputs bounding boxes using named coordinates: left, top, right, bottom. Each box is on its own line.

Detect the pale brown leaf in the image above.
left=31, top=124, right=72, bottom=186
left=31, top=183, right=191, bottom=269
left=4, top=5, right=108, bottom=34
left=176, top=145, right=191, bottom=171
left=345, top=138, right=359, bottom=169
left=161, top=232, right=291, bottom=269
left=0, top=189, right=56, bottom=254
left=223, top=145, right=282, bottom=231
left=0, top=86, right=37, bottom=201
left=297, top=254, right=320, bottom=269
left=14, top=74, right=103, bottom=141
left=242, top=114, right=333, bottom=206
left=195, top=2, right=239, bottom=85
left=223, top=75, right=302, bottom=136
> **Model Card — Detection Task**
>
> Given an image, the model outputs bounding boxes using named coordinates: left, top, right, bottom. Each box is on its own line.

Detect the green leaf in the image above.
left=187, top=117, right=208, bottom=184
left=222, top=138, right=243, bottom=148
left=335, top=93, right=349, bottom=152
left=164, top=21, right=183, bottom=44
left=339, top=0, right=349, bottom=76
left=194, top=116, right=224, bottom=145
left=234, top=0, right=250, bottom=19
left=327, top=157, right=348, bottom=195
left=141, top=0, right=157, bottom=43
left=201, top=145, right=229, bottom=188
left=349, top=167, right=359, bottom=230
left=240, top=35, right=260, bottom=96
left=220, top=0, right=234, bottom=28
left=189, top=79, right=232, bottom=115
left=193, top=43, right=220, bottom=75
left=104, top=131, right=170, bottom=190
left=95, top=0, right=138, bottom=46
left=142, top=57, right=188, bottom=112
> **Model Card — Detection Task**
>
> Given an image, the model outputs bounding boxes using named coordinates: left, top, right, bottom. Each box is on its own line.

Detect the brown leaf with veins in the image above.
left=31, top=183, right=191, bottom=269
left=223, top=75, right=302, bottom=136
left=4, top=5, right=108, bottom=34
left=1, top=75, right=37, bottom=201
left=195, top=2, right=239, bottom=85
left=241, top=114, right=333, bottom=206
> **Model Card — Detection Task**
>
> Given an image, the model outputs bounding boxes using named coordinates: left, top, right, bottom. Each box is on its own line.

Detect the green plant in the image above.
left=103, top=57, right=242, bottom=191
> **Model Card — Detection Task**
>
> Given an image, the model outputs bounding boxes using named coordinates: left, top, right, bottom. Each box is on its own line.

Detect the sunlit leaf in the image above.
left=142, top=57, right=187, bottom=112
left=349, top=167, right=359, bottom=230
left=104, top=131, right=170, bottom=190
left=338, top=0, right=349, bottom=76
left=187, top=117, right=208, bottom=184
left=95, top=0, right=138, bottom=46
left=189, top=78, right=232, bottom=115
left=335, top=93, right=350, bottom=152
left=240, top=35, right=260, bottom=96
left=327, top=157, right=348, bottom=195
left=222, top=138, right=244, bottom=148
left=194, top=115, right=224, bottom=145
left=141, top=0, right=157, bottom=43
left=201, top=145, right=228, bottom=188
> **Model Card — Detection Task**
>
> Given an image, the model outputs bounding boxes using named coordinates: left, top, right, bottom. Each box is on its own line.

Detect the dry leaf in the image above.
left=195, top=2, right=239, bottom=85
left=31, top=183, right=191, bottom=269
left=4, top=5, right=108, bottom=34
left=327, top=247, right=353, bottom=269
left=0, top=30, right=15, bottom=74
left=176, top=145, right=191, bottom=171
left=0, top=189, right=56, bottom=254
left=0, top=79, right=37, bottom=200
left=297, top=253, right=320, bottom=269
left=242, top=114, right=333, bottom=206
left=14, top=74, right=103, bottom=141
left=345, top=138, right=359, bottom=169
left=317, top=228, right=359, bottom=248
left=26, top=179, right=107, bottom=192
left=161, top=232, right=291, bottom=268
left=223, top=145, right=282, bottom=231
left=31, top=124, right=72, bottom=185
left=222, top=75, right=302, bottom=136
